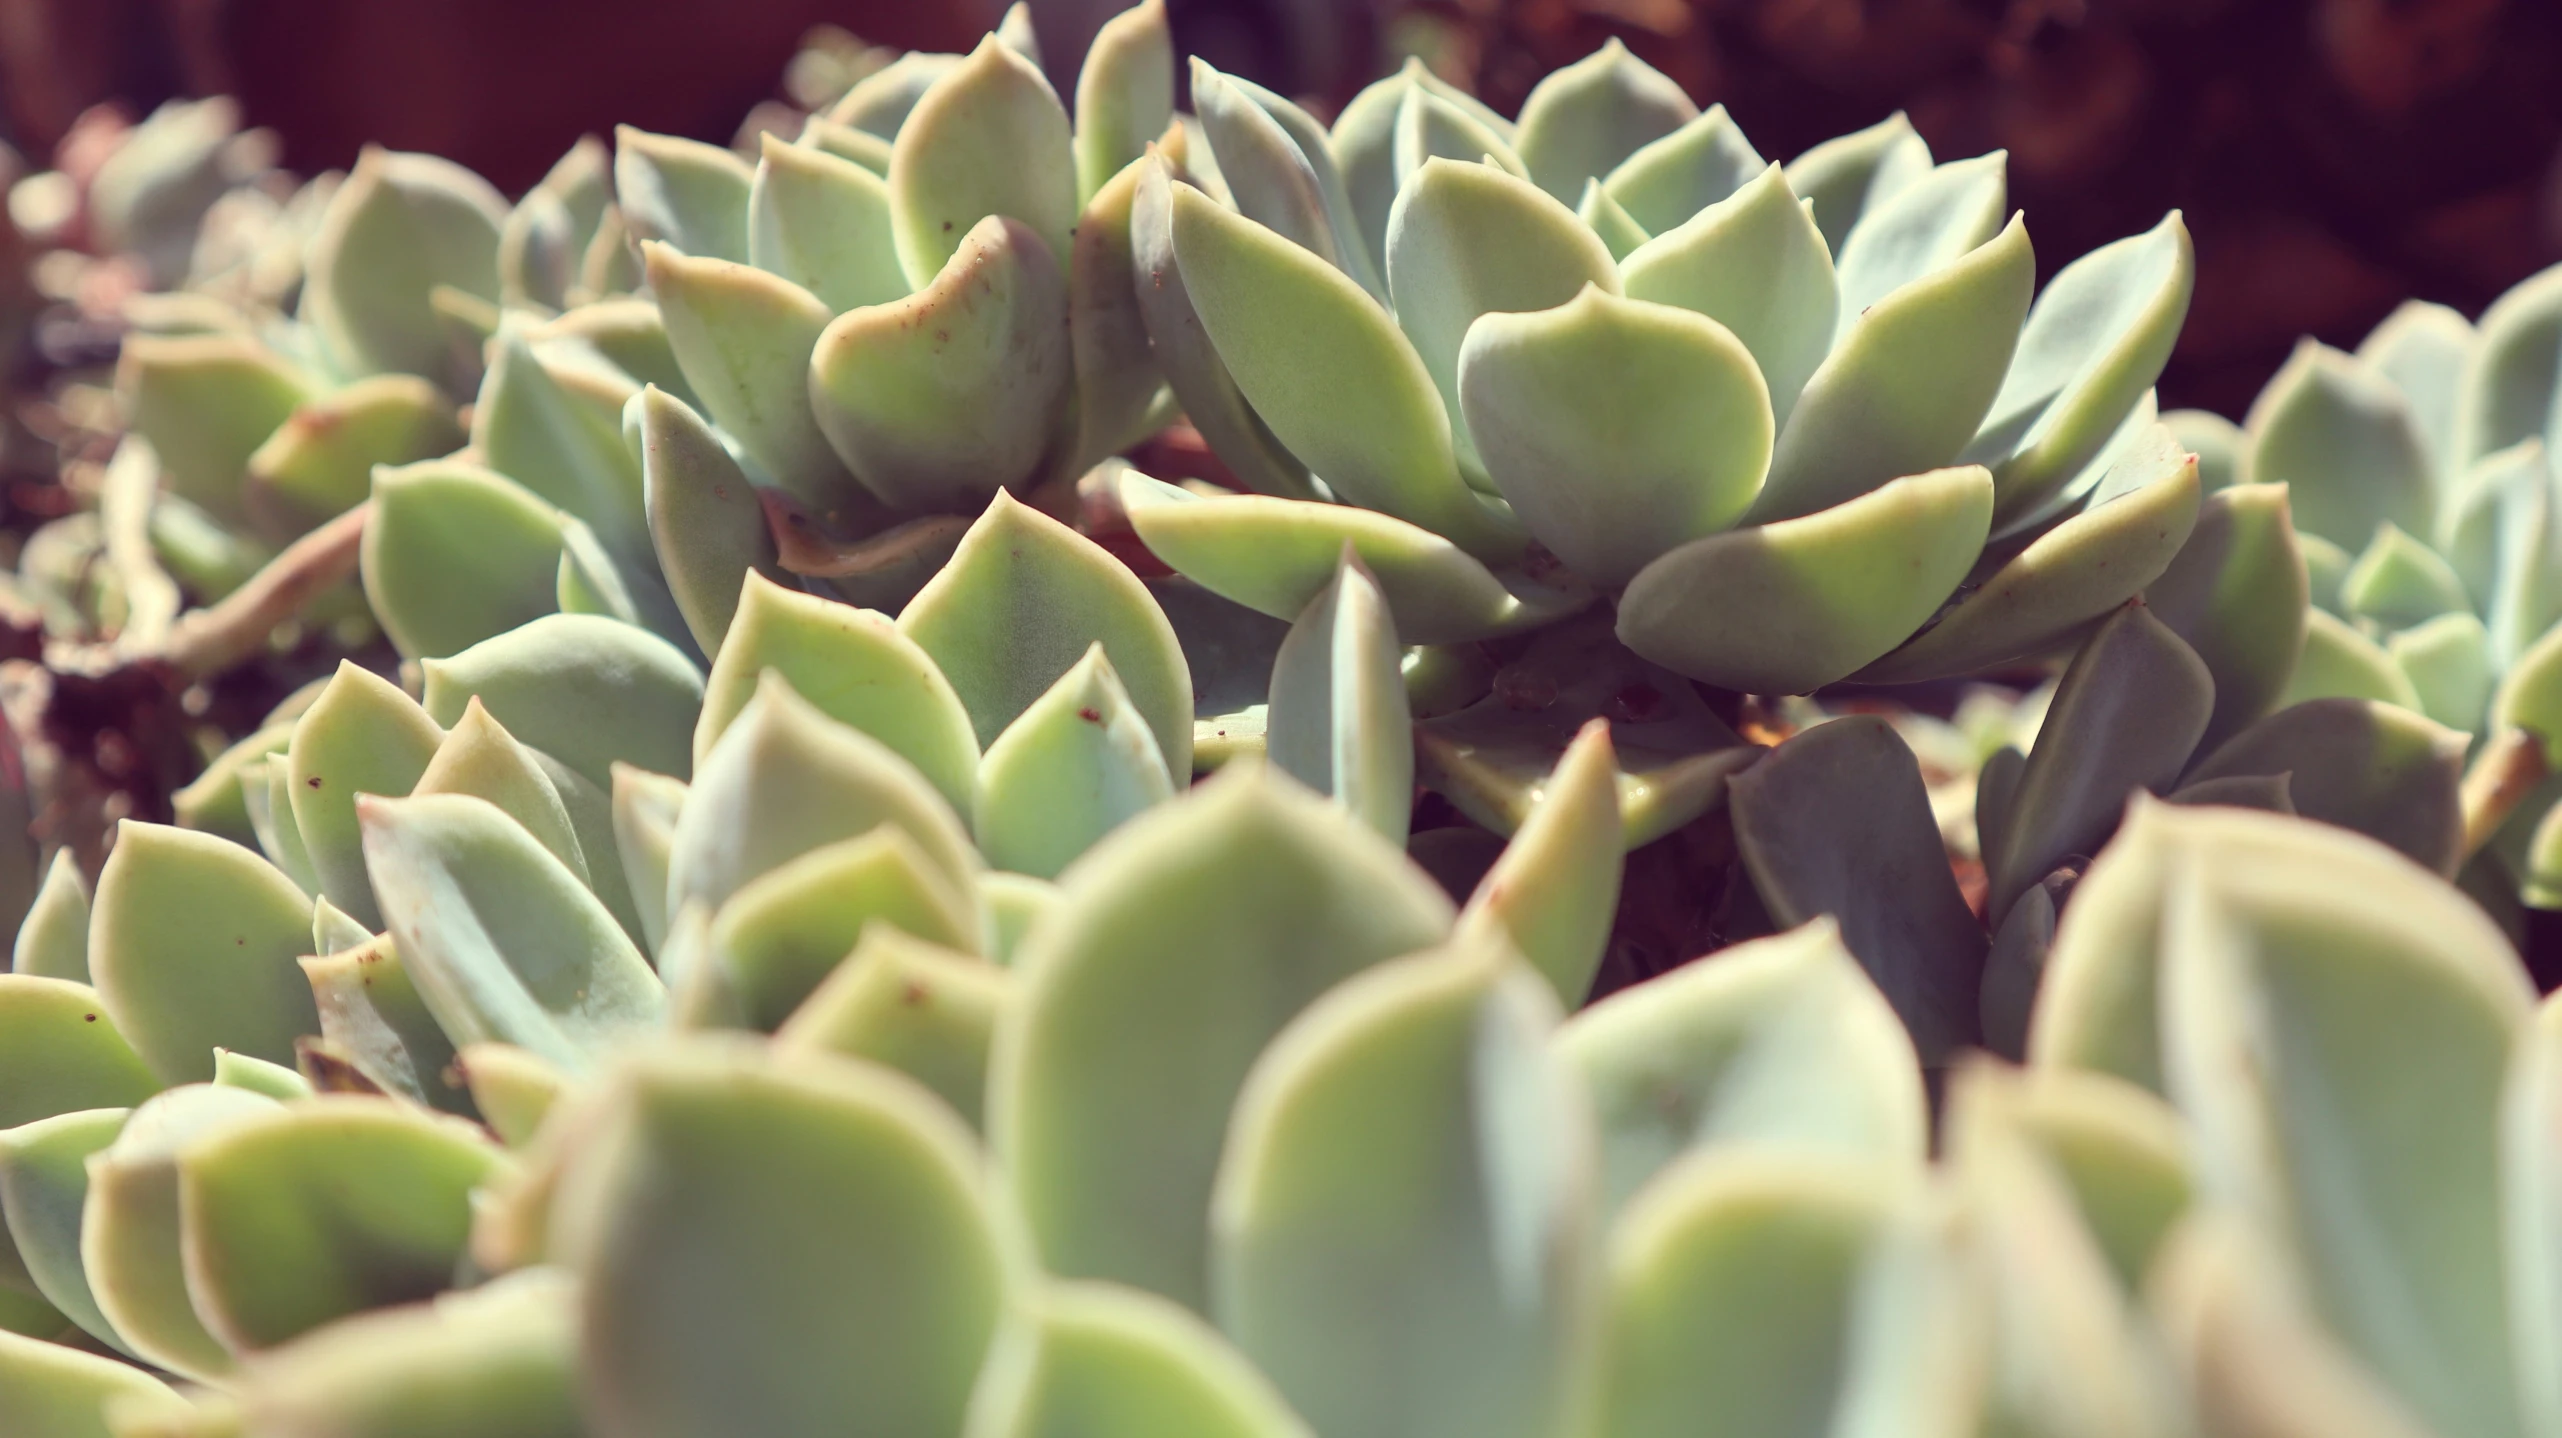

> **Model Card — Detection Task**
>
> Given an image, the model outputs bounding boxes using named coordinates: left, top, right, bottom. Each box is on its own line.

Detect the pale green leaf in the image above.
left=990, top=769, right=1453, bottom=1308
left=1212, top=941, right=1594, bottom=1438
left=1557, top=919, right=1924, bottom=1219
left=1618, top=466, right=1993, bottom=694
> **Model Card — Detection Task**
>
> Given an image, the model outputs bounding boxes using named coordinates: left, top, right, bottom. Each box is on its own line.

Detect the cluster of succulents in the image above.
left=0, top=2, right=2559, bottom=1435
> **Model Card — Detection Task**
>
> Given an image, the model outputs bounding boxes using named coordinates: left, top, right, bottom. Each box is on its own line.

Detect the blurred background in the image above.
left=2, top=0, right=2560, bottom=416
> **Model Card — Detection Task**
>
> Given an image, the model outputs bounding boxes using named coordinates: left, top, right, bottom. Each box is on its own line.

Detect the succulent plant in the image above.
left=0, top=614, right=2551, bottom=1438
left=2163, top=267, right=2562, bottom=919
left=1094, top=42, right=2200, bottom=840
left=6, top=12, right=2556, bottom=1437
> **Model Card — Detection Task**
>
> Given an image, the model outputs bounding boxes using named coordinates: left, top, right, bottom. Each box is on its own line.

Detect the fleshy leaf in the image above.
left=635, top=386, right=784, bottom=655
left=964, top=1279, right=1313, bottom=1438
left=1829, top=152, right=2007, bottom=337
left=810, top=216, right=1071, bottom=510
left=2245, top=339, right=2435, bottom=551
left=889, top=35, right=1077, bottom=286
left=359, top=793, right=665, bottom=1072
left=976, top=644, right=1176, bottom=879
left=245, top=375, right=462, bottom=533
left=2163, top=407, right=2247, bottom=492
left=500, top=137, right=611, bottom=310
left=1598, top=104, right=1764, bottom=236
left=665, top=672, right=981, bottom=920
left=1126, top=158, right=1318, bottom=500
left=2452, top=259, right=2562, bottom=468
left=1751, top=216, right=2033, bottom=522
left=177, top=1098, right=501, bottom=1351
left=1577, top=179, right=1650, bottom=261
left=1727, top=716, right=1988, bottom=1061
left=1390, top=161, right=1619, bottom=483
left=1392, top=84, right=1531, bottom=192
left=413, top=698, right=585, bottom=878
left=244, top=757, right=320, bottom=895
left=990, top=770, right=1454, bottom=1308
left=611, top=765, right=685, bottom=955
left=362, top=460, right=565, bottom=662
left=2342, top=522, right=2470, bottom=630
left=1192, top=61, right=1370, bottom=290
left=980, top=872, right=1060, bottom=967
left=1211, top=941, right=1594, bottom=1438
left=1462, top=289, right=1770, bottom=586
left=828, top=51, right=964, bottom=138
left=747, top=132, right=906, bottom=313
left=229, top=1268, right=583, bottom=1438
left=82, top=1083, right=283, bottom=1378
left=2440, top=439, right=2562, bottom=669
left=115, top=333, right=314, bottom=523
left=92, top=825, right=320, bottom=1084
left=301, top=934, right=469, bottom=1113
left=1858, top=431, right=2199, bottom=684
left=1453, top=719, right=1623, bottom=1005
left=2141, top=482, right=2308, bottom=750
left=2509, top=995, right=2562, bottom=1438
left=1621, top=163, right=1839, bottom=426
left=0, top=1324, right=187, bottom=1436
left=0, top=1107, right=134, bottom=1353
left=1265, top=555, right=1412, bottom=845
left=287, top=662, right=446, bottom=929
left=1985, top=605, right=2212, bottom=919
left=899, top=490, right=1191, bottom=777
left=473, top=331, right=646, bottom=561
left=1557, top=919, right=1925, bottom=1218
left=1066, top=152, right=1167, bottom=472
left=1979, top=881, right=2061, bottom=1064
left=775, top=925, right=1011, bottom=1129
left=213, top=1050, right=312, bottom=1102
left=1942, top=1065, right=2179, bottom=1438
left=707, top=828, right=980, bottom=1031
left=565, top=1041, right=1010, bottom=1438
left=1514, top=39, right=1696, bottom=202
left=1618, top=465, right=1994, bottom=694
left=2153, top=804, right=2531, bottom=1438
left=1167, top=183, right=1524, bottom=561
left=644, top=242, right=849, bottom=510
left=1115, top=469, right=1579, bottom=644
left=456, top=1044, right=566, bottom=1150
left=2181, top=697, right=2468, bottom=876
left=614, top=126, right=753, bottom=264
left=1967, top=212, right=2194, bottom=523
left=1784, top=111, right=1934, bottom=255
left=1585, top=1153, right=1899, bottom=1438
left=0, top=976, right=158, bottom=1132
left=697, top=571, right=978, bottom=813
left=172, top=723, right=294, bottom=851
left=1956, top=1064, right=2193, bottom=1293
left=1331, top=60, right=1516, bottom=271
left=303, top=148, right=506, bottom=382
left=422, top=613, right=705, bottom=787
left=1074, top=0, right=1175, bottom=200
left=2390, top=612, right=2495, bottom=733
left=13, top=851, right=90, bottom=983
left=2359, top=299, right=2474, bottom=479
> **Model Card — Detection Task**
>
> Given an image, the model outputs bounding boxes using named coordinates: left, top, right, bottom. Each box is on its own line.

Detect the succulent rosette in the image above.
left=1104, top=43, right=2200, bottom=842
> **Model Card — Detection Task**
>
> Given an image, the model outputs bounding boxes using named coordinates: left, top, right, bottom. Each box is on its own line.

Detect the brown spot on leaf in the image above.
left=1077, top=706, right=1102, bottom=723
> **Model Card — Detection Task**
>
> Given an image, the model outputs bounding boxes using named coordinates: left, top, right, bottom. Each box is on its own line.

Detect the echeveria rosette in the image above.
left=1115, top=47, right=2194, bottom=839
left=619, top=2, right=1182, bottom=629
left=2184, top=262, right=2562, bottom=918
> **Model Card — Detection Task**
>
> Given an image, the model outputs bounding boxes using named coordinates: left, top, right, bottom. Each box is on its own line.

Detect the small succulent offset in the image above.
left=1104, top=40, right=2198, bottom=837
